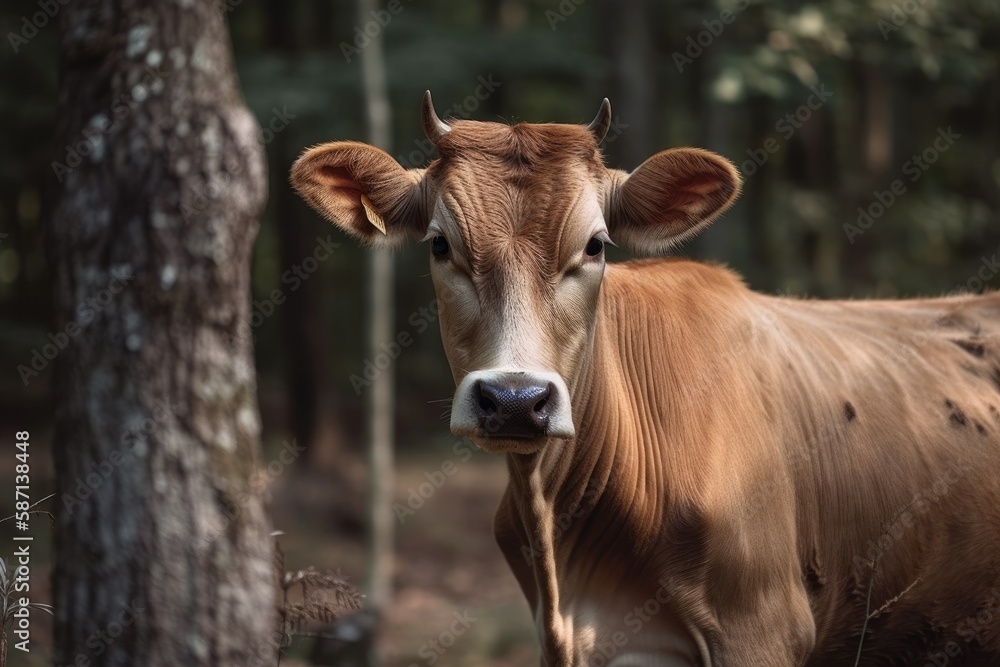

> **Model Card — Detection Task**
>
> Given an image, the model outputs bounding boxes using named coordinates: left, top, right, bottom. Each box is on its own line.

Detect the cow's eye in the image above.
left=431, top=235, right=449, bottom=258
left=585, top=236, right=605, bottom=257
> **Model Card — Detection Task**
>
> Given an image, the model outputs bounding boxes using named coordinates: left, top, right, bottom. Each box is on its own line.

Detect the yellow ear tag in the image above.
left=360, top=194, right=387, bottom=235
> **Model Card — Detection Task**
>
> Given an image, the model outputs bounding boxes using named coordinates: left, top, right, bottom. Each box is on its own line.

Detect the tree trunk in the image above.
left=263, top=0, right=346, bottom=471
left=46, top=2, right=275, bottom=665
left=360, top=0, right=395, bottom=624
left=602, top=0, right=654, bottom=170
left=743, top=94, right=773, bottom=289
left=694, top=19, right=732, bottom=263
left=309, top=4, right=394, bottom=663
left=863, top=61, right=892, bottom=180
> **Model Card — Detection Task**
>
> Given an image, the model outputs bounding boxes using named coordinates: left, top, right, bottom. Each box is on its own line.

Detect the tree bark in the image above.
left=46, top=2, right=275, bottom=665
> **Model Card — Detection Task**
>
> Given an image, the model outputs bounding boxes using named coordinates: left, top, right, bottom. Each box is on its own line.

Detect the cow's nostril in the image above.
left=478, top=393, right=498, bottom=416
left=533, top=382, right=555, bottom=416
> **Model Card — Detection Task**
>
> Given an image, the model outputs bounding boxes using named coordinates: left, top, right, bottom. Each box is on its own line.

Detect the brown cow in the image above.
left=291, top=93, right=1000, bottom=666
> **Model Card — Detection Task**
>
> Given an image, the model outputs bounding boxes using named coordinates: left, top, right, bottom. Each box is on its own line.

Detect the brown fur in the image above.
left=292, top=110, right=1000, bottom=667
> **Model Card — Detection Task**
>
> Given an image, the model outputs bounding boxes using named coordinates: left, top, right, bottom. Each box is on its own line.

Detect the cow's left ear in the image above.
left=606, top=147, right=741, bottom=253
left=290, top=140, right=426, bottom=246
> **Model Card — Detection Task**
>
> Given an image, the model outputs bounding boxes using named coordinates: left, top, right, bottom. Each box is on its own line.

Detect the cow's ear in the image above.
left=607, top=147, right=741, bottom=253
left=291, top=141, right=426, bottom=246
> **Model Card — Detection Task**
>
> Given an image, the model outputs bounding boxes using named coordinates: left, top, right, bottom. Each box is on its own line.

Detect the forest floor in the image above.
left=273, top=441, right=539, bottom=667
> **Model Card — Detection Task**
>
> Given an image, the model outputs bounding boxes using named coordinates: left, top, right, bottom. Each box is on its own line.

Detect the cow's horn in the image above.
left=422, top=90, right=451, bottom=144
left=588, top=98, right=612, bottom=143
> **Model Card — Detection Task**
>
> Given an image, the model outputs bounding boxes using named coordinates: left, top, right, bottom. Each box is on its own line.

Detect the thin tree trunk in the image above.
left=863, top=61, right=892, bottom=180
left=264, top=0, right=345, bottom=470
left=744, top=94, right=773, bottom=289
left=47, top=2, right=274, bottom=665
left=695, top=23, right=731, bottom=263
left=359, top=0, right=395, bottom=624
left=602, top=0, right=654, bottom=170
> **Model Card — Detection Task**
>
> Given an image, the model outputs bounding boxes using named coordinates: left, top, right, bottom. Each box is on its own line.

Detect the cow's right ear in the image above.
left=290, top=141, right=426, bottom=246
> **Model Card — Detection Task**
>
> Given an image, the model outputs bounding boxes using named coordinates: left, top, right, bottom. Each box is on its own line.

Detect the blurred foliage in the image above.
left=0, top=0, right=998, bottom=432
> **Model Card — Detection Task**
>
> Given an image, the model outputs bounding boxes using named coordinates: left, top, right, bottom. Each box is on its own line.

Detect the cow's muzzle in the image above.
left=450, top=370, right=575, bottom=445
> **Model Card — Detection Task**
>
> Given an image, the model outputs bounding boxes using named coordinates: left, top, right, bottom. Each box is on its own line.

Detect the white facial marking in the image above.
left=429, top=182, right=605, bottom=450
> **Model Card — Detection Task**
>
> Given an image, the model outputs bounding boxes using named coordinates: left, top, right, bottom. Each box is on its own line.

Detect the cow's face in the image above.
left=292, top=94, right=740, bottom=454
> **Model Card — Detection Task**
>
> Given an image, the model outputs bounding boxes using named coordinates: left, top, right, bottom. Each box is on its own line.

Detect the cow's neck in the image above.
left=498, top=261, right=751, bottom=663
left=504, top=262, right=732, bottom=587
left=503, top=262, right=751, bottom=604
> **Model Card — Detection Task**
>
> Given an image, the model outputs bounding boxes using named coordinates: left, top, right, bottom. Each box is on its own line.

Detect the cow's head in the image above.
left=292, top=93, right=740, bottom=454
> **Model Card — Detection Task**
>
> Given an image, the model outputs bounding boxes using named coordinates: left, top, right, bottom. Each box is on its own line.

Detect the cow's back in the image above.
left=749, top=289, right=1000, bottom=665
